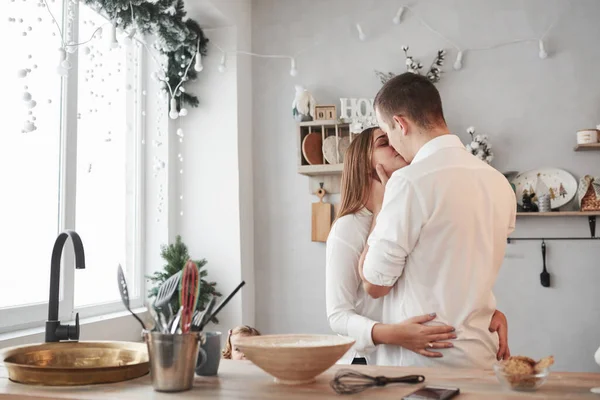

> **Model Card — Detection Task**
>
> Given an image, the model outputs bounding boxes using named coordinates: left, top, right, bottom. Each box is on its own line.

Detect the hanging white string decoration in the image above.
left=392, top=6, right=406, bottom=25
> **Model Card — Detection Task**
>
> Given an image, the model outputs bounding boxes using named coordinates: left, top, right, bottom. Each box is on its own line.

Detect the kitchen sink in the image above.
left=1, top=341, right=149, bottom=386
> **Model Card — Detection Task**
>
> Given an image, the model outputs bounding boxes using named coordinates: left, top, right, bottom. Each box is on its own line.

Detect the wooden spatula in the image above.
left=312, top=185, right=332, bottom=242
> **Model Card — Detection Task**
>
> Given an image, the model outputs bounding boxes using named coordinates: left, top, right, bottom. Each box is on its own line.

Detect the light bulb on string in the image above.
left=218, top=53, right=226, bottom=73
left=356, top=24, right=366, bottom=41
left=169, top=97, right=179, bottom=119
left=289, top=58, right=298, bottom=77
left=194, top=52, right=203, bottom=72
left=392, top=7, right=406, bottom=24
left=108, top=24, right=119, bottom=49
left=538, top=39, right=548, bottom=59
left=454, top=50, right=464, bottom=70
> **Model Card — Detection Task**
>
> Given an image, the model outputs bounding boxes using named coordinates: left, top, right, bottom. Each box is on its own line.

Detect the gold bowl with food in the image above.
left=235, top=334, right=355, bottom=385
left=493, top=355, right=554, bottom=391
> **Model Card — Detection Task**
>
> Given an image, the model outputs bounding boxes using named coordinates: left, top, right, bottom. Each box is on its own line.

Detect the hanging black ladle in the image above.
left=540, top=240, right=550, bottom=287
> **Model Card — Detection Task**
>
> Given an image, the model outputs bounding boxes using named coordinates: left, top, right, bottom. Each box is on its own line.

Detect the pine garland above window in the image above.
left=81, top=0, right=208, bottom=109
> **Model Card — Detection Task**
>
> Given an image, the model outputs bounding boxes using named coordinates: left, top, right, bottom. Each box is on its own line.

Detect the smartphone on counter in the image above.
left=402, top=385, right=460, bottom=400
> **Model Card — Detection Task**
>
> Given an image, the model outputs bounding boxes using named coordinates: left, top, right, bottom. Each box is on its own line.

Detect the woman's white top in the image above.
left=326, top=208, right=383, bottom=364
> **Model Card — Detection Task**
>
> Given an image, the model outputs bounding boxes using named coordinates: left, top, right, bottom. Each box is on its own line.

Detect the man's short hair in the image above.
left=374, top=73, right=446, bottom=129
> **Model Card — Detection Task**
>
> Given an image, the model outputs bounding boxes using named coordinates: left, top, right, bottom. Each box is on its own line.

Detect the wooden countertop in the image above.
left=1, top=360, right=599, bottom=399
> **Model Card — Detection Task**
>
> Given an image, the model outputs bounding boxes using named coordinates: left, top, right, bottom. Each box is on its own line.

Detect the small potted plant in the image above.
left=147, top=235, right=221, bottom=323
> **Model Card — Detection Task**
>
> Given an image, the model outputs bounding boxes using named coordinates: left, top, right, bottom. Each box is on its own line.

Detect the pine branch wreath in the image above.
left=81, top=0, right=208, bottom=109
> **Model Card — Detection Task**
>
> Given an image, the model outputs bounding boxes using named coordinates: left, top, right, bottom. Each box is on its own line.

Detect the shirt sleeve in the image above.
left=326, top=234, right=378, bottom=355
left=363, top=175, right=426, bottom=287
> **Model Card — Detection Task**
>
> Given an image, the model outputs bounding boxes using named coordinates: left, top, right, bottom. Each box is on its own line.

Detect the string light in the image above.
left=218, top=53, right=226, bottom=72
left=289, top=58, right=298, bottom=77
left=453, top=50, right=463, bottom=70
left=107, top=23, right=119, bottom=49
left=392, top=6, right=406, bottom=25
left=194, top=38, right=203, bottom=72
left=169, top=97, right=179, bottom=119
left=206, top=4, right=563, bottom=79
left=538, top=39, right=548, bottom=59
left=194, top=52, right=203, bottom=72
left=355, top=23, right=366, bottom=41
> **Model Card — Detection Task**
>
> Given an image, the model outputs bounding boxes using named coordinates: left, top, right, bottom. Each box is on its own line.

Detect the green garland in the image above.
left=81, top=0, right=208, bottom=108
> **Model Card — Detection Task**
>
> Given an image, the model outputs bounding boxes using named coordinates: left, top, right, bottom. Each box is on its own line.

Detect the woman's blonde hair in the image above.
left=222, top=325, right=261, bottom=359
left=336, top=127, right=380, bottom=220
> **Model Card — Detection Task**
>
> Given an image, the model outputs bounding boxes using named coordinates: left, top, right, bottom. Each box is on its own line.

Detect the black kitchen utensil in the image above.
left=540, top=240, right=550, bottom=287
left=198, top=281, right=245, bottom=331
left=117, top=264, right=146, bottom=330
left=192, top=295, right=216, bottom=331
left=330, top=369, right=425, bottom=395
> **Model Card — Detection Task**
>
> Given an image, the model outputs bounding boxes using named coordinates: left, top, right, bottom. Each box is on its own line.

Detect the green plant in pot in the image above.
left=147, top=235, right=222, bottom=323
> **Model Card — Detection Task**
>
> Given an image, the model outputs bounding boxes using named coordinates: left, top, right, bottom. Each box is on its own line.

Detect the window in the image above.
left=0, top=0, right=143, bottom=333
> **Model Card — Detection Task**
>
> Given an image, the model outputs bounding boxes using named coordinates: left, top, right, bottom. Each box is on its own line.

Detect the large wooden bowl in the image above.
left=235, top=334, right=354, bottom=385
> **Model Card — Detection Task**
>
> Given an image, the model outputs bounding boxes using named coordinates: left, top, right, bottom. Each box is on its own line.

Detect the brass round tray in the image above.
left=2, top=341, right=149, bottom=386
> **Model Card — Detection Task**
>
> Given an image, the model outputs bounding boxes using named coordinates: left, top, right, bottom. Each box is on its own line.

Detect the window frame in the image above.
left=0, top=0, right=145, bottom=334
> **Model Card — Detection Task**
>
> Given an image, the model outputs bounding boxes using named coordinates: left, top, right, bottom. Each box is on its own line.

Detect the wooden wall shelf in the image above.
left=298, top=164, right=343, bottom=176
left=296, top=120, right=353, bottom=193
left=574, top=143, right=600, bottom=151
left=298, top=119, right=347, bottom=127
left=514, top=211, right=598, bottom=238
left=516, top=211, right=600, bottom=217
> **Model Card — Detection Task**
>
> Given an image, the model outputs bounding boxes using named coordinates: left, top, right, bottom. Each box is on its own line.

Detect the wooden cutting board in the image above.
left=312, top=188, right=332, bottom=242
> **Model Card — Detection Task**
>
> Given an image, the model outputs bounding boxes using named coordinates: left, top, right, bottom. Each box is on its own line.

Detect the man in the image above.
left=359, top=73, right=516, bottom=369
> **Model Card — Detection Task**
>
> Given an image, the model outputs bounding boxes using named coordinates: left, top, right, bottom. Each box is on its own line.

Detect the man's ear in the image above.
left=392, top=115, right=409, bottom=136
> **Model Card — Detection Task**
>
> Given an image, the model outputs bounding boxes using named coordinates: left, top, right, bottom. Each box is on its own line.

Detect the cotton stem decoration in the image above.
left=375, top=46, right=445, bottom=85
left=404, top=46, right=445, bottom=82
left=465, top=127, right=494, bottom=165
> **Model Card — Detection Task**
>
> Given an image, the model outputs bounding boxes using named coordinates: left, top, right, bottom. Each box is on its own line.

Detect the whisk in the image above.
left=330, top=369, right=425, bottom=395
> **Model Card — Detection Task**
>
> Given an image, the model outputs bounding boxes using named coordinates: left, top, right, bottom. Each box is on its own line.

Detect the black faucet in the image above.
left=45, top=230, right=86, bottom=342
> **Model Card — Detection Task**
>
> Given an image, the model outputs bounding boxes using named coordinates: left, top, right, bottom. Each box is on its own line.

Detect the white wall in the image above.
left=251, top=0, right=600, bottom=372
left=152, top=0, right=255, bottom=334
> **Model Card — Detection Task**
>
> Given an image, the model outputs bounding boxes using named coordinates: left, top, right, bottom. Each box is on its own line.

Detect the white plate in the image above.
left=322, top=136, right=350, bottom=164
left=511, top=168, right=578, bottom=209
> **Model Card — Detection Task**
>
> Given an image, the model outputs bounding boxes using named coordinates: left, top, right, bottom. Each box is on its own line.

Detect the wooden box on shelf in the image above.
left=296, top=119, right=354, bottom=177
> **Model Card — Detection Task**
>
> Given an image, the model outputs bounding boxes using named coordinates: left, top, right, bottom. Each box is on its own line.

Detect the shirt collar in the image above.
left=411, top=134, right=465, bottom=164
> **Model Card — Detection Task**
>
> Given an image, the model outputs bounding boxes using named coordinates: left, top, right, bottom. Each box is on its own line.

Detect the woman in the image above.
left=326, top=127, right=510, bottom=365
